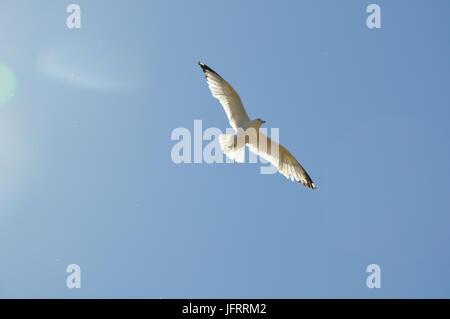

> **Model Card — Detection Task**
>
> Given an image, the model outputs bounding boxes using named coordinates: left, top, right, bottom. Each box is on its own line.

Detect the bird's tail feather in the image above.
left=219, top=133, right=246, bottom=163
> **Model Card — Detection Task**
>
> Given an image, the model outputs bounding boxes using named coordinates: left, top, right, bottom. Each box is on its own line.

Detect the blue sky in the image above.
left=0, top=0, right=449, bottom=298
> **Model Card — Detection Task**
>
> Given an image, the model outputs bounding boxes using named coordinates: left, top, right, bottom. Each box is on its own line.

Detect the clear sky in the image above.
left=0, top=0, right=449, bottom=298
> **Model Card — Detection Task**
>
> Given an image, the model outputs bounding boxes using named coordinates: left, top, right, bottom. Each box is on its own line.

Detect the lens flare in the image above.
left=0, top=63, right=16, bottom=106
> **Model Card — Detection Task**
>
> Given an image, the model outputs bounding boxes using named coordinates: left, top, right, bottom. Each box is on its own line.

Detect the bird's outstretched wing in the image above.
left=248, top=132, right=316, bottom=189
left=198, top=62, right=250, bottom=129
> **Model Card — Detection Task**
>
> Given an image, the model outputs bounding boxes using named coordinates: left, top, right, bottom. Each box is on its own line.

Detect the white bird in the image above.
left=198, top=62, right=316, bottom=189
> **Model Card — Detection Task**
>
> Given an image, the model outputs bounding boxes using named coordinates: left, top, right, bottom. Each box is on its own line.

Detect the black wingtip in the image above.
left=198, top=61, right=206, bottom=71
left=197, top=61, right=220, bottom=76
left=299, top=180, right=316, bottom=190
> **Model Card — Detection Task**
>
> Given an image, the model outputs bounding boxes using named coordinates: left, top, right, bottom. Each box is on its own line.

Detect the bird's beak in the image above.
left=262, top=120, right=266, bottom=124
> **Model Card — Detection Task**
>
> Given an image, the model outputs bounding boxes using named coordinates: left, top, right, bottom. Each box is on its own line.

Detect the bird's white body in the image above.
left=241, top=118, right=264, bottom=131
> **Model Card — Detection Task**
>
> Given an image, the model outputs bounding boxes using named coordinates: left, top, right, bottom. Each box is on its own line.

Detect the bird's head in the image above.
left=257, top=118, right=266, bottom=125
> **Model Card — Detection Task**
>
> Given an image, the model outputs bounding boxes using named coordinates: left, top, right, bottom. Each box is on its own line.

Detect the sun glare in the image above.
left=0, top=63, right=16, bottom=106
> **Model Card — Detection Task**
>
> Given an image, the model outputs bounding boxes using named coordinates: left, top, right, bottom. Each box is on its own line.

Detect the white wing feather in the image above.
left=198, top=62, right=250, bottom=129
left=248, top=132, right=316, bottom=189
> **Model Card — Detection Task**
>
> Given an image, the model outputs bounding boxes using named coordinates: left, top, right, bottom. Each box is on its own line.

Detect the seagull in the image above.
left=198, top=62, right=316, bottom=189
